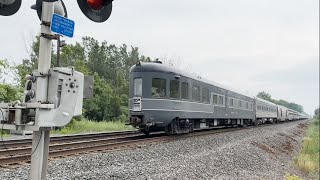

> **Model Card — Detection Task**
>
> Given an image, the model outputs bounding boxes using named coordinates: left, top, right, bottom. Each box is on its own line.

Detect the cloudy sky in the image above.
left=0, top=0, right=319, bottom=114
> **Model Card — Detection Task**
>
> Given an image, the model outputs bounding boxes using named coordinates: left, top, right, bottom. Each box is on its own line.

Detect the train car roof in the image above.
left=255, top=97, right=277, bottom=106
left=131, top=62, right=254, bottom=99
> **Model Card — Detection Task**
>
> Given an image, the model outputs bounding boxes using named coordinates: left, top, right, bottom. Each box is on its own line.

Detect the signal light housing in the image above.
left=0, top=0, right=22, bottom=16
left=77, top=0, right=112, bottom=23
left=31, top=0, right=67, bottom=21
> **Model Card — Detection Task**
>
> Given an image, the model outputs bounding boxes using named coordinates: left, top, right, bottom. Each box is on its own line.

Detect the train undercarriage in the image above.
left=130, top=116, right=283, bottom=135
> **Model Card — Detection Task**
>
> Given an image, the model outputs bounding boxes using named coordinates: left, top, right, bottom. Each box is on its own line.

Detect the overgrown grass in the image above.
left=52, top=119, right=135, bottom=134
left=0, top=129, right=10, bottom=138
left=294, top=118, right=319, bottom=175
left=284, top=173, right=301, bottom=180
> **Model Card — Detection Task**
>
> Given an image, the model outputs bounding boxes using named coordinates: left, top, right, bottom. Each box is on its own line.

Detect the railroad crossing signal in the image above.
left=31, top=0, right=68, bottom=20
left=0, top=0, right=21, bottom=16
left=1, top=0, right=114, bottom=23
left=77, top=0, right=113, bottom=22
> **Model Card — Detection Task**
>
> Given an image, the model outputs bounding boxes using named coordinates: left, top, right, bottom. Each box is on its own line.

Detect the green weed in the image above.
left=294, top=119, right=319, bottom=175
left=284, top=173, right=301, bottom=180
left=52, top=118, right=135, bottom=134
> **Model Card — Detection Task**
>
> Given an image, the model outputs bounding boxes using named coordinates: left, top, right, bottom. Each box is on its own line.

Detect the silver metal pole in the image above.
left=29, top=1, right=54, bottom=180
left=57, top=35, right=60, bottom=67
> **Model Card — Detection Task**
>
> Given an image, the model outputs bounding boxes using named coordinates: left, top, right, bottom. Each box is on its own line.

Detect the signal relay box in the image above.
left=0, top=67, right=93, bottom=131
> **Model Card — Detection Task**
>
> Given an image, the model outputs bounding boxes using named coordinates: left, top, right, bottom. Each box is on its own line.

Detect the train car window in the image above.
left=133, top=78, right=142, bottom=97
left=202, top=88, right=210, bottom=103
left=181, top=82, right=189, bottom=100
left=218, top=96, right=224, bottom=105
left=152, top=78, right=166, bottom=98
left=239, top=100, right=242, bottom=108
left=257, top=105, right=261, bottom=110
left=246, top=102, right=249, bottom=109
left=170, top=80, right=180, bottom=99
left=212, top=94, right=218, bottom=104
left=192, top=85, right=200, bottom=102
left=250, top=103, right=253, bottom=110
left=229, top=98, right=234, bottom=107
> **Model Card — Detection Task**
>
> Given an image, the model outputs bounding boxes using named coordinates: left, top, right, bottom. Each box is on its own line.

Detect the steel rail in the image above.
left=0, top=130, right=139, bottom=149
left=0, top=123, right=286, bottom=166
left=0, top=133, right=162, bottom=157
left=0, top=120, right=304, bottom=167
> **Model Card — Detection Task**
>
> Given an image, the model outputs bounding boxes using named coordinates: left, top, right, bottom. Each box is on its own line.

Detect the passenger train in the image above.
left=128, top=61, right=308, bottom=135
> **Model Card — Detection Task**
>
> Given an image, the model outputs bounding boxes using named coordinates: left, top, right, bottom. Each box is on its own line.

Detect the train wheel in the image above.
left=241, top=120, right=248, bottom=127
left=141, top=129, right=150, bottom=136
left=165, top=121, right=176, bottom=135
left=165, top=125, right=172, bottom=135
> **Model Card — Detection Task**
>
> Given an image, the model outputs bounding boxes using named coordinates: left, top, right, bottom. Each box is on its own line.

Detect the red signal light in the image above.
left=77, top=0, right=112, bottom=22
left=87, top=0, right=104, bottom=10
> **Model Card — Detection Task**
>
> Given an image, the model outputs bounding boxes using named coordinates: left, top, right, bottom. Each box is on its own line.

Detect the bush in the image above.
left=294, top=119, right=319, bottom=175
left=52, top=118, right=135, bottom=134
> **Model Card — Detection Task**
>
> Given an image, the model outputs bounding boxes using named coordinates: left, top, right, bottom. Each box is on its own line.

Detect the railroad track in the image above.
left=0, top=121, right=298, bottom=167
left=0, top=130, right=139, bottom=150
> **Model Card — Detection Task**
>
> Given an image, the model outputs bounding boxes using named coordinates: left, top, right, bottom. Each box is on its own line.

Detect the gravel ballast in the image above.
left=0, top=120, right=310, bottom=180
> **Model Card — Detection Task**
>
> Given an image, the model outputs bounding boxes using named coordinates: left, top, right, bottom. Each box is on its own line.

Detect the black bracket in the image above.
left=41, top=33, right=58, bottom=40
left=41, top=21, right=51, bottom=27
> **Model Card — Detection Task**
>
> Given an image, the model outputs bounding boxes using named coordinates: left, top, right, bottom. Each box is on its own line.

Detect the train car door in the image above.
left=132, top=77, right=142, bottom=112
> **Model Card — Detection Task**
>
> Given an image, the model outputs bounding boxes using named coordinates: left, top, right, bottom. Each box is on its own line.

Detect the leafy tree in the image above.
left=0, top=59, right=9, bottom=83
left=0, top=59, right=22, bottom=102
left=15, top=35, right=60, bottom=87
left=0, top=84, right=22, bottom=103
left=7, top=35, right=152, bottom=122
left=257, top=91, right=272, bottom=101
left=314, top=108, right=319, bottom=119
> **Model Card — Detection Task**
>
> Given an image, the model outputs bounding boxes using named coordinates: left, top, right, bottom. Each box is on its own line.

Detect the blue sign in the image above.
left=51, top=14, right=75, bottom=38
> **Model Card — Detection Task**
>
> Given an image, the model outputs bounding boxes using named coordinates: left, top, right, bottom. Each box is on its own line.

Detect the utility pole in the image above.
left=56, top=35, right=60, bottom=67
left=29, top=1, right=53, bottom=179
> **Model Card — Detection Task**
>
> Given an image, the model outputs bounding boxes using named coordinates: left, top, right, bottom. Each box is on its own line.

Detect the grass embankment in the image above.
left=294, top=118, right=319, bottom=176
left=52, top=119, right=135, bottom=134
left=0, top=129, right=10, bottom=138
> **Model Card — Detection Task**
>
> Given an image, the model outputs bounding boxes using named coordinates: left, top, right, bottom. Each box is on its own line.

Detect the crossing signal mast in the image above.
left=0, top=0, right=113, bottom=179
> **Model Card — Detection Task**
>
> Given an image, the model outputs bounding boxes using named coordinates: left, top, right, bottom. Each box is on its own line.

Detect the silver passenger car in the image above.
left=255, top=98, right=278, bottom=124
left=277, top=105, right=289, bottom=122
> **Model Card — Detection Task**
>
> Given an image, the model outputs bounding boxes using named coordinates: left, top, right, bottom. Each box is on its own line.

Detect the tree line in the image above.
left=0, top=36, right=309, bottom=122
left=256, top=91, right=304, bottom=113
left=1, top=36, right=151, bottom=122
